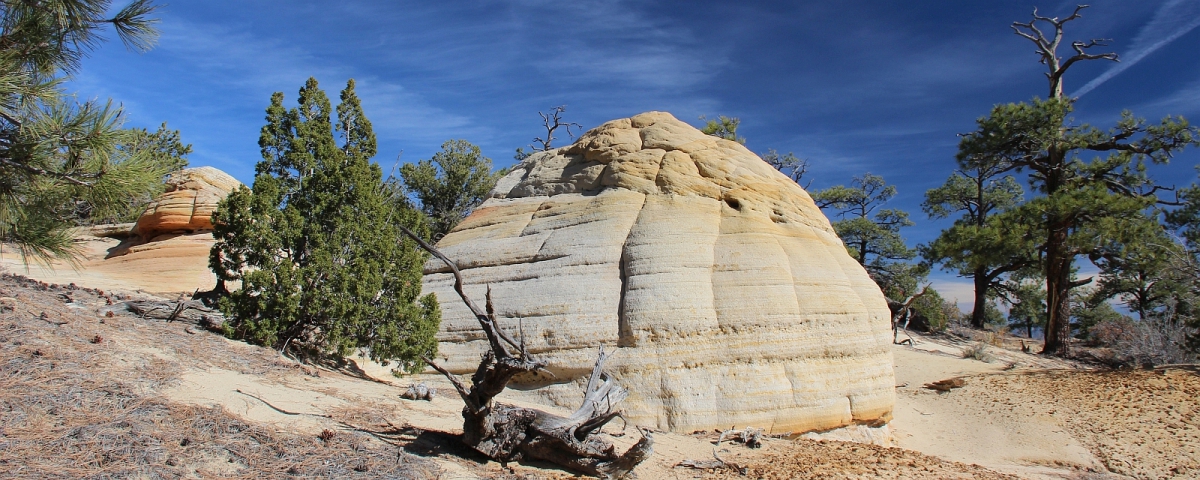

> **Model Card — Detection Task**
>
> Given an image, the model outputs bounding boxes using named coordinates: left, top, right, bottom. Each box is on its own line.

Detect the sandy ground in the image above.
left=891, top=336, right=1110, bottom=479
left=3, top=267, right=1199, bottom=478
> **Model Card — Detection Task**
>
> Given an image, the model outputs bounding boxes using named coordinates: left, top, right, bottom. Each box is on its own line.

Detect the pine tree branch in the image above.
left=0, top=157, right=91, bottom=185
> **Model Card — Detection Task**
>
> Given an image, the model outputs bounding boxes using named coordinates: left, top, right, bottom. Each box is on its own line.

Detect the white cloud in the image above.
left=1074, top=0, right=1200, bottom=98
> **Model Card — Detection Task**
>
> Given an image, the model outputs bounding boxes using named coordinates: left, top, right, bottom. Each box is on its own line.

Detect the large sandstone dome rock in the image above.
left=422, top=112, right=894, bottom=434
left=134, top=167, right=242, bottom=240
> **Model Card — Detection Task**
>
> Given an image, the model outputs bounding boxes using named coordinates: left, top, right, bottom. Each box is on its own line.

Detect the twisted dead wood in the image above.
left=398, top=225, right=652, bottom=478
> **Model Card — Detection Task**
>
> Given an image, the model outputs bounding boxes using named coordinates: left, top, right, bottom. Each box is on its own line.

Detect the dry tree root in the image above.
left=399, top=225, right=653, bottom=479
left=116, top=299, right=226, bottom=331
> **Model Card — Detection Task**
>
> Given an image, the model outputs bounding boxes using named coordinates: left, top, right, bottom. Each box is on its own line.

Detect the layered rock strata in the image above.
left=422, top=112, right=894, bottom=434
left=134, top=167, right=242, bottom=240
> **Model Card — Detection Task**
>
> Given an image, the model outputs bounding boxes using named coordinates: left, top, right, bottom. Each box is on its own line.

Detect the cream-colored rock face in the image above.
left=423, top=111, right=894, bottom=434
left=134, top=167, right=242, bottom=240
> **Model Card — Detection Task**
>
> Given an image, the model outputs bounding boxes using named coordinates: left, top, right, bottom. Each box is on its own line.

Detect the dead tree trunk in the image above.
left=399, top=226, right=652, bottom=479
left=889, top=284, right=930, bottom=344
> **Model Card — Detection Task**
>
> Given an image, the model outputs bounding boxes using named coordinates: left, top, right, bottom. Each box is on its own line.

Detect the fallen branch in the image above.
left=923, top=377, right=966, bottom=392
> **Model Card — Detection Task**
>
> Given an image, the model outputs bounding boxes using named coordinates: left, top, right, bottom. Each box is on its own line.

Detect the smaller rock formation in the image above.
left=133, top=167, right=242, bottom=240
left=1, top=166, right=241, bottom=295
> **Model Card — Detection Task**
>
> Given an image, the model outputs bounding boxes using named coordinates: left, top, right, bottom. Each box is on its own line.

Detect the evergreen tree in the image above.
left=399, top=139, right=505, bottom=240
left=923, top=159, right=1035, bottom=328
left=0, top=0, right=181, bottom=264
left=1005, top=279, right=1047, bottom=339
left=1166, top=167, right=1200, bottom=247
left=1090, top=220, right=1186, bottom=321
left=699, top=115, right=745, bottom=144
left=957, top=6, right=1199, bottom=355
left=813, top=173, right=939, bottom=311
left=209, top=78, right=439, bottom=373
left=1071, top=287, right=1130, bottom=341
left=762, top=149, right=810, bottom=187
left=1157, top=170, right=1200, bottom=353
left=812, top=173, right=915, bottom=279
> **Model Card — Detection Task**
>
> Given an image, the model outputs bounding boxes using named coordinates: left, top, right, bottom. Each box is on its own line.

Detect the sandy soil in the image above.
left=2, top=271, right=1198, bottom=479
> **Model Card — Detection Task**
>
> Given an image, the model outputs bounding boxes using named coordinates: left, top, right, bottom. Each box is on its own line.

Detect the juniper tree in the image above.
left=209, top=78, right=439, bottom=373
left=957, top=5, right=1200, bottom=354
left=399, top=139, right=505, bottom=240
left=0, top=0, right=183, bottom=264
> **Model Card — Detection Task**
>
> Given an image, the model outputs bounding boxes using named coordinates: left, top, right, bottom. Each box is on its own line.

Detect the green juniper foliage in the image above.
left=399, top=139, right=505, bottom=240
left=209, top=78, right=439, bottom=373
left=0, top=0, right=184, bottom=265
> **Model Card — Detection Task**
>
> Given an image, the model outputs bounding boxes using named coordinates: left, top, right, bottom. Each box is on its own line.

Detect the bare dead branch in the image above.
left=396, top=224, right=652, bottom=477
left=1011, top=4, right=1116, bottom=98
left=890, top=284, right=931, bottom=345
left=421, top=356, right=475, bottom=408
left=532, top=105, right=583, bottom=151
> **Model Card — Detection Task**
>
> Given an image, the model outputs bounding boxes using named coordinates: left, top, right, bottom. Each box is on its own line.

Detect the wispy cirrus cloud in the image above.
left=1073, top=0, right=1200, bottom=98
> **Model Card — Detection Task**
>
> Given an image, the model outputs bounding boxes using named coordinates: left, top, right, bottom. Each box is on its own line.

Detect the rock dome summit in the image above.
left=422, top=111, right=895, bottom=434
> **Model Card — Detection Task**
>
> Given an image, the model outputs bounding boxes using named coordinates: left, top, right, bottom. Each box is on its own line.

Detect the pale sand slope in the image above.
left=890, top=334, right=1112, bottom=479
left=1, top=232, right=217, bottom=296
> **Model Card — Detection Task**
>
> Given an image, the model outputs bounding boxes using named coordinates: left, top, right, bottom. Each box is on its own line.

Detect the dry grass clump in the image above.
left=961, top=342, right=997, bottom=363
left=0, top=275, right=439, bottom=479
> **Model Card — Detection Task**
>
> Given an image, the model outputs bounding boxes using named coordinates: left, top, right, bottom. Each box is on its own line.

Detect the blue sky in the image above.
left=72, top=1, right=1200, bottom=307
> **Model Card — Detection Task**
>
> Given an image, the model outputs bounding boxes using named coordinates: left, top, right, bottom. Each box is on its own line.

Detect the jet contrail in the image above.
left=1073, top=0, right=1200, bottom=98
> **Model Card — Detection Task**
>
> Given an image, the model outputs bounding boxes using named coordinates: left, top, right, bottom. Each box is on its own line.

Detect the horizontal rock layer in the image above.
left=423, top=112, right=894, bottom=434
left=134, top=167, right=242, bottom=240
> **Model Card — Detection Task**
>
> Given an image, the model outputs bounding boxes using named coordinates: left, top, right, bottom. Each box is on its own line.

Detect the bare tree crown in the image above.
left=1011, top=4, right=1118, bottom=99
left=533, top=105, right=584, bottom=151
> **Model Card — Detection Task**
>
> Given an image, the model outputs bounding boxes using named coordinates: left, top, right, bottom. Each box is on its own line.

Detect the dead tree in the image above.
left=398, top=225, right=653, bottom=478
left=532, top=105, right=583, bottom=151
left=889, top=284, right=930, bottom=345
left=1010, top=4, right=1117, bottom=99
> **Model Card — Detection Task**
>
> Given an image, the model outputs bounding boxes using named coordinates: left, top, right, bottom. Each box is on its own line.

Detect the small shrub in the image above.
left=961, top=343, right=996, bottom=363
left=981, top=329, right=1007, bottom=348
left=1090, top=316, right=1194, bottom=366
